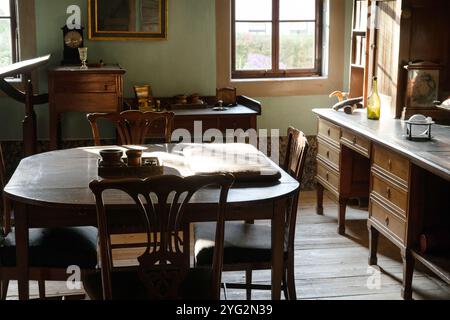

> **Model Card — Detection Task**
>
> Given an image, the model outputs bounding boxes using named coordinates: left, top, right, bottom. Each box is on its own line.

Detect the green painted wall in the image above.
left=0, top=0, right=353, bottom=141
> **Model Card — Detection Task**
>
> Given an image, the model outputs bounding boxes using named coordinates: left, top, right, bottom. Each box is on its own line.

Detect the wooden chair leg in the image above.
left=1, top=280, right=9, bottom=300
left=286, top=261, right=297, bottom=300
left=245, top=269, right=252, bottom=300
left=38, top=280, right=46, bottom=299
left=3, top=200, right=11, bottom=235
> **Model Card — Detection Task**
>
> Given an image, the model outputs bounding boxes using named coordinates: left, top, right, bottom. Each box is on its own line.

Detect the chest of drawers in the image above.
left=48, top=66, right=126, bottom=150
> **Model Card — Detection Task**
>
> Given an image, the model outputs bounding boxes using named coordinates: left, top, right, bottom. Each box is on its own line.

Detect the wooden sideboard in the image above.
left=128, top=95, right=261, bottom=142
left=48, top=66, right=126, bottom=150
left=313, top=108, right=450, bottom=299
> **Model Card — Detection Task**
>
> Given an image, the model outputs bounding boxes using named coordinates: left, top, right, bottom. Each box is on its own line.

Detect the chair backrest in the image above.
left=89, top=174, right=234, bottom=300
left=283, top=127, right=309, bottom=253
left=87, top=110, right=175, bottom=146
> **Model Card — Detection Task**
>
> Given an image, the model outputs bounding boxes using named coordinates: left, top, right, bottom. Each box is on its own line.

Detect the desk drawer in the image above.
left=372, top=172, right=408, bottom=216
left=53, top=93, right=119, bottom=112
left=341, top=129, right=371, bottom=158
left=317, top=138, right=340, bottom=171
left=318, top=118, right=341, bottom=147
left=53, top=75, right=118, bottom=93
left=372, top=144, right=410, bottom=185
left=370, top=196, right=406, bottom=243
left=316, top=160, right=340, bottom=195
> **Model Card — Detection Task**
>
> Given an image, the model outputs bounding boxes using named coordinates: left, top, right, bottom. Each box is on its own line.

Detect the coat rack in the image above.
left=0, top=55, right=51, bottom=156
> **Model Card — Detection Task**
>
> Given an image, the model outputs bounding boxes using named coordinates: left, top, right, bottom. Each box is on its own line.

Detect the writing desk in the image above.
left=313, top=108, right=450, bottom=299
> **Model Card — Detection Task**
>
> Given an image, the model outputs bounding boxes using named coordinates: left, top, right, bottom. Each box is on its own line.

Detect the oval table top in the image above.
left=4, top=144, right=299, bottom=208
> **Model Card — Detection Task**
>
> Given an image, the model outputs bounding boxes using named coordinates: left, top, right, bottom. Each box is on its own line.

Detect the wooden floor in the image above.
left=4, top=191, right=450, bottom=300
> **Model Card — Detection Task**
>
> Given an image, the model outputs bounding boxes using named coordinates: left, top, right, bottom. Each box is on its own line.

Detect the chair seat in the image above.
left=194, top=222, right=287, bottom=266
left=0, top=227, right=98, bottom=269
left=83, top=267, right=214, bottom=300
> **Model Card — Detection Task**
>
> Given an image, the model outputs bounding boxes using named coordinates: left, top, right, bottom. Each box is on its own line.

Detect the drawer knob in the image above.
left=388, top=159, right=392, bottom=171
left=326, top=172, right=330, bottom=181
left=327, top=128, right=331, bottom=136
left=353, top=136, right=357, bottom=144
left=104, top=85, right=109, bottom=90
left=385, top=216, right=390, bottom=226
left=326, top=151, right=330, bottom=158
left=386, top=187, right=391, bottom=199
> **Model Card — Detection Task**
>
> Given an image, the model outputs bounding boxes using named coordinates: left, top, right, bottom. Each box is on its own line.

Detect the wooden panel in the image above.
left=54, top=93, right=118, bottom=112
left=317, top=138, right=340, bottom=171
left=316, top=160, right=340, bottom=196
left=219, top=117, right=252, bottom=131
left=318, top=118, right=341, bottom=148
left=372, top=144, right=410, bottom=186
left=173, top=117, right=219, bottom=135
left=341, top=129, right=371, bottom=158
left=370, top=195, right=406, bottom=244
left=371, top=171, right=408, bottom=216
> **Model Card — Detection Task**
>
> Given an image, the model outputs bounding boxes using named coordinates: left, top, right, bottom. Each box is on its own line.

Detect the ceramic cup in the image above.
left=99, top=149, right=124, bottom=167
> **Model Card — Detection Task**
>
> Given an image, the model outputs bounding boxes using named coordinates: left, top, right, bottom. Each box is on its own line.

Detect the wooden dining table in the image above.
left=3, top=143, right=300, bottom=300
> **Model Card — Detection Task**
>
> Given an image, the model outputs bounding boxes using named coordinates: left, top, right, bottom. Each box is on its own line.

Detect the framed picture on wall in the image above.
left=88, top=0, right=168, bottom=40
left=404, top=62, right=441, bottom=108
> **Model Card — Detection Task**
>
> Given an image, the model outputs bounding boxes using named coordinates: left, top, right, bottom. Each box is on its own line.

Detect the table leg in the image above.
left=271, top=198, right=286, bottom=300
left=401, top=249, right=414, bottom=300
left=14, top=202, right=29, bottom=300
left=338, top=197, right=347, bottom=235
left=368, top=225, right=379, bottom=266
left=369, top=226, right=380, bottom=266
left=316, top=183, right=324, bottom=215
left=49, top=112, right=60, bottom=150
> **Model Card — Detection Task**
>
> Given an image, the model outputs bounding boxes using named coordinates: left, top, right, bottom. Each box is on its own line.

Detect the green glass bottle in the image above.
left=367, top=77, right=381, bottom=120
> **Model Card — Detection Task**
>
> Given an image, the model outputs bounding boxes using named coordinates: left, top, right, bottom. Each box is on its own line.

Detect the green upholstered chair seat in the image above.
left=194, top=222, right=288, bottom=266
left=83, top=267, right=214, bottom=300
left=0, top=227, right=98, bottom=269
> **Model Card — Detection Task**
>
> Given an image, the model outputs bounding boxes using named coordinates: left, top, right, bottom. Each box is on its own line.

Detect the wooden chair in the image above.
left=86, top=110, right=175, bottom=146
left=85, top=174, right=234, bottom=300
left=0, top=144, right=98, bottom=300
left=194, top=127, right=309, bottom=300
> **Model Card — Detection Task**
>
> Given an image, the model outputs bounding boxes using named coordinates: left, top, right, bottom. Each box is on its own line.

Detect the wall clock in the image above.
left=62, top=25, right=84, bottom=65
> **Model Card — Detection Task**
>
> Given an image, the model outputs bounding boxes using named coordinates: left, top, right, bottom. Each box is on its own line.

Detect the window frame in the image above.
left=0, top=0, right=19, bottom=66
left=231, top=0, right=323, bottom=79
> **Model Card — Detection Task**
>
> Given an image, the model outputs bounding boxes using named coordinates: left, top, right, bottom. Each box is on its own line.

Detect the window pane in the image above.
left=235, top=22, right=272, bottom=70
left=0, top=0, right=11, bottom=16
left=279, top=22, right=315, bottom=70
left=280, top=0, right=316, bottom=21
left=0, top=19, right=12, bottom=67
left=235, top=0, right=272, bottom=21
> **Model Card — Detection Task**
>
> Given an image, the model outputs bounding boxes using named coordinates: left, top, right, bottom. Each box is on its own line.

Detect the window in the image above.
left=0, top=0, right=18, bottom=67
left=232, top=0, right=323, bottom=79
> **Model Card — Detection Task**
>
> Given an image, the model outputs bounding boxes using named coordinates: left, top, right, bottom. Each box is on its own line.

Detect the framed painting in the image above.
left=88, top=0, right=168, bottom=40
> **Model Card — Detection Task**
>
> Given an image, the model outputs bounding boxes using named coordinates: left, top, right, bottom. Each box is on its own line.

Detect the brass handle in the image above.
left=385, top=216, right=390, bottom=226
left=388, top=159, right=392, bottom=171
left=386, top=187, right=391, bottom=199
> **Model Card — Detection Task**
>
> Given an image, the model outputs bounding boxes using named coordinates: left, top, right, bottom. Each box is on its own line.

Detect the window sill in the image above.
left=231, top=76, right=328, bottom=83
left=224, top=76, right=341, bottom=97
